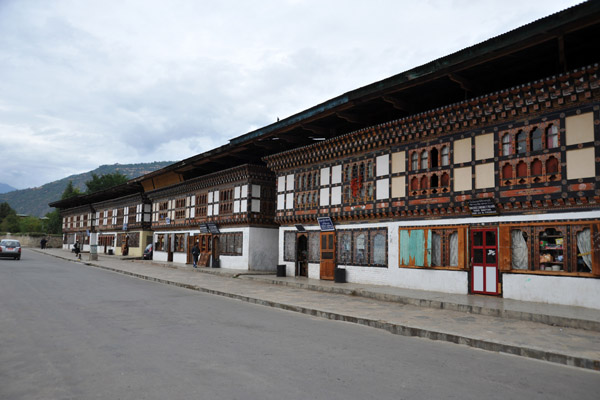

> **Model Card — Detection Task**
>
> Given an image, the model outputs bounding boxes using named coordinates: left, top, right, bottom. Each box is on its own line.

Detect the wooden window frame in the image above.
left=398, top=225, right=468, bottom=270
left=499, top=221, right=599, bottom=277
left=219, top=232, right=243, bottom=256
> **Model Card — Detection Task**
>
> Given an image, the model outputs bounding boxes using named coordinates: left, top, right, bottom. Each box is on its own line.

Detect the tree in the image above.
left=85, top=172, right=128, bottom=194
left=62, top=181, right=82, bottom=199
left=19, top=216, right=42, bottom=233
left=0, top=214, right=20, bottom=233
left=44, top=209, right=62, bottom=234
left=0, top=201, right=16, bottom=222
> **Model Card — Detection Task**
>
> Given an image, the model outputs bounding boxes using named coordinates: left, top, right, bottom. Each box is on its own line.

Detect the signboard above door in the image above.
left=317, top=217, right=335, bottom=231
left=468, top=198, right=498, bottom=216
left=199, top=223, right=210, bottom=233
left=207, top=223, right=220, bottom=234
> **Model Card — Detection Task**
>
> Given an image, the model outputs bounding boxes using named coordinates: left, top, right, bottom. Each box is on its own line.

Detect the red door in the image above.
left=471, top=229, right=499, bottom=295
left=320, top=232, right=336, bottom=280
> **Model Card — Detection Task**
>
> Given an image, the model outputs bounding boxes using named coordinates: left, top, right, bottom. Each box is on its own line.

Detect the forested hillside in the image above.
left=0, top=162, right=173, bottom=217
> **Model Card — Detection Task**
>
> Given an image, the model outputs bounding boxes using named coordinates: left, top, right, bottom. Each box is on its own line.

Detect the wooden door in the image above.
left=167, top=234, right=173, bottom=262
left=320, top=232, right=336, bottom=280
left=187, top=235, right=197, bottom=264
left=198, top=234, right=212, bottom=267
left=471, top=228, right=499, bottom=295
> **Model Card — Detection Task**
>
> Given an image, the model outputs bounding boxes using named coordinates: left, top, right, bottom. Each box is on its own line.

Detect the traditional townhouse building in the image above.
left=146, top=164, right=278, bottom=270
left=91, top=194, right=153, bottom=256
left=51, top=185, right=152, bottom=257
left=60, top=205, right=93, bottom=251
left=49, top=2, right=600, bottom=308
left=265, top=64, right=600, bottom=308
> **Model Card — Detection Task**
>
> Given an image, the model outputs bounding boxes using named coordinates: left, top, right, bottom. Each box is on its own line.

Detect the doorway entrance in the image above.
left=296, top=234, right=308, bottom=277
left=187, top=235, right=196, bottom=264
left=167, top=234, right=173, bottom=262
left=320, top=232, right=336, bottom=280
left=212, top=236, right=220, bottom=268
left=471, top=228, right=499, bottom=295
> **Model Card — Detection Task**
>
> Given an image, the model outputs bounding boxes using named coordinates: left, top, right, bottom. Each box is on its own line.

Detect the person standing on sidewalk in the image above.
left=191, top=241, right=200, bottom=268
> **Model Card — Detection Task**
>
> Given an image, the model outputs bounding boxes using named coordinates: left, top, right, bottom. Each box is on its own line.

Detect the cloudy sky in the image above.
left=0, top=0, right=583, bottom=189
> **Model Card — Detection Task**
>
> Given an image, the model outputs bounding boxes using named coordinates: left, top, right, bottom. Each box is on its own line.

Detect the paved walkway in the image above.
left=32, top=248, right=600, bottom=371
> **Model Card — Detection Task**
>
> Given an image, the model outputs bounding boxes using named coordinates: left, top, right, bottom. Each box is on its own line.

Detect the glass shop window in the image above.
left=355, top=233, right=367, bottom=265
left=511, top=229, right=529, bottom=270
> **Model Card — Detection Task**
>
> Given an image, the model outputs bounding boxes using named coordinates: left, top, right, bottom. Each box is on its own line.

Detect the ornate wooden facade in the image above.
left=148, top=164, right=275, bottom=230
left=266, top=65, right=599, bottom=224
left=60, top=194, right=152, bottom=257
left=147, top=164, right=278, bottom=269
left=266, top=65, right=600, bottom=300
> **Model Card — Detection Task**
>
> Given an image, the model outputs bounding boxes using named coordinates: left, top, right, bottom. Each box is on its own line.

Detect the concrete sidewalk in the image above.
left=32, top=248, right=600, bottom=371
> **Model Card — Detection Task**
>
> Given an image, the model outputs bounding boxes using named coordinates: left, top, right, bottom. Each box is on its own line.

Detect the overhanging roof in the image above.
left=49, top=182, right=143, bottom=210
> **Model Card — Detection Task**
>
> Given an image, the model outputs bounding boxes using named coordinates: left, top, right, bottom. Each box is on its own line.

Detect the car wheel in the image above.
left=16, top=256, right=20, bottom=260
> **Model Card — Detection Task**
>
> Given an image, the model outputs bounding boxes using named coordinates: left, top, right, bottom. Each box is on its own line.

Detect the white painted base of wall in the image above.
left=154, top=251, right=168, bottom=262
left=349, top=267, right=469, bottom=294
left=173, top=253, right=187, bottom=264
left=503, top=274, right=600, bottom=310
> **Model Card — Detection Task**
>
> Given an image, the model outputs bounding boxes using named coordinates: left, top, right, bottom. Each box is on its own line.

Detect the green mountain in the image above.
left=0, top=162, right=173, bottom=217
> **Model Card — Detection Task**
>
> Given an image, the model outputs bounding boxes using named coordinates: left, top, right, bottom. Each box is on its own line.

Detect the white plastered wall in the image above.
left=503, top=274, right=600, bottom=310
left=247, top=227, right=279, bottom=271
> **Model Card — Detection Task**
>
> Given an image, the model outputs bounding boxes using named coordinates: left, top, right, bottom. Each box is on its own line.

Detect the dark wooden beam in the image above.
left=448, top=73, right=479, bottom=94
left=335, top=111, right=364, bottom=124
left=300, top=124, right=331, bottom=137
left=558, top=35, right=567, bottom=73
left=382, top=95, right=411, bottom=112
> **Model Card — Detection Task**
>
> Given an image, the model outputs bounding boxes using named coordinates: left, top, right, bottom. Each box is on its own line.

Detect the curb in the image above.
left=36, top=250, right=600, bottom=371
left=240, top=275, right=600, bottom=332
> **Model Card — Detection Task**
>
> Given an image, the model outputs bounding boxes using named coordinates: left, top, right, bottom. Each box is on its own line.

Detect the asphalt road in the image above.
left=1, top=250, right=598, bottom=400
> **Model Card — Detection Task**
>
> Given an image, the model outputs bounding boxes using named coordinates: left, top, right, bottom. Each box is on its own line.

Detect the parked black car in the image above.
left=142, top=244, right=153, bottom=260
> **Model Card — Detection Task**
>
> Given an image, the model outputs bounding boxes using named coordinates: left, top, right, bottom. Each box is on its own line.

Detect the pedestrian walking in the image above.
left=191, top=241, right=200, bottom=268
left=40, top=238, right=47, bottom=249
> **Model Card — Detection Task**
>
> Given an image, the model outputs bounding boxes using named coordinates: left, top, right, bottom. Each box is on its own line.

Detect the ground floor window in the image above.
left=398, top=226, right=467, bottom=269
left=339, top=228, right=387, bottom=267
left=98, top=235, right=115, bottom=247
left=502, top=222, right=598, bottom=275
left=174, top=233, right=186, bottom=253
left=283, top=228, right=388, bottom=267
left=219, top=232, right=243, bottom=256
left=284, top=231, right=296, bottom=261
left=155, top=234, right=165, bottom=251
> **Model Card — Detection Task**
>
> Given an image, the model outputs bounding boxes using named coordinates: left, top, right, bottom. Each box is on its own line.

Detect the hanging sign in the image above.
left=199, top=223, right=210, bottom=233
left=317, top=217, right=335, bottom=231
left=468, top=198, right=498, bottom=216
left=207, top=223, right=220, bottom=234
